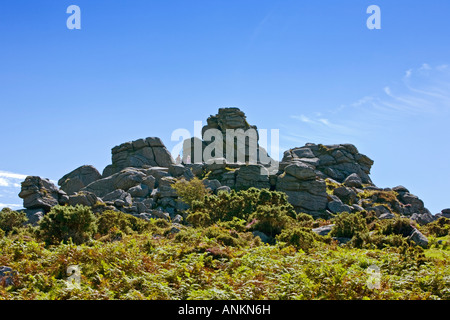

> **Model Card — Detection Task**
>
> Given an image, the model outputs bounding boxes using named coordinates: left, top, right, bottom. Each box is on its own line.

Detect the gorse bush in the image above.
left=276, top=227, right=317, bottom=252
left=97, top=210, right=149, bottom=235
left=381, top=217, right=414, bottom=237
left=330, top=212, right=368, bottom=239
left=39, top=205, right=97, bottom=245
left=190, top=187, right=295, bottom=223
left=0, top=208, right=27, bottom=235
left=172, top=177, right=211, bottom=208
left=248, top=205, right=292, bottom=237
left=423, top=217, right=450, bottom=237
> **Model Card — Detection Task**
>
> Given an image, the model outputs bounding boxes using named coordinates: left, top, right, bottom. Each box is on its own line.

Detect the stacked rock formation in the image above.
left=183, top=107, right=274, bottom=166
left=17, top=107, right=441, bottom=229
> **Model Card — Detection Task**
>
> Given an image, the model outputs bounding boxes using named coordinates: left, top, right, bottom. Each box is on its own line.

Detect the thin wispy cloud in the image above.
left=0, top=170, right=28, bottom=210
left=285, top=63, right=450, bottom=146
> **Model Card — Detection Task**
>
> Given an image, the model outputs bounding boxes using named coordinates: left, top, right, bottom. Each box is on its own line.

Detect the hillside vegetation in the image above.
left=1, top=181, right=449, bottom=300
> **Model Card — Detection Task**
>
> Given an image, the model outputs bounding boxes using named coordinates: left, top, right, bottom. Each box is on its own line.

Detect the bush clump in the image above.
left=97, top=210, right=149, bottom=235
left=423, top=217, right=450, bottom=237
left=276, top=227, right=317, bottom=252
left=39, top=205, right=97, bottom=245
left=381, top=217, right=414, bottom=237
left=0, top=208, right=27, bottom=235
left=330, top=212, right=368, bottom=239
left=172, top=177, right=211, bottom=208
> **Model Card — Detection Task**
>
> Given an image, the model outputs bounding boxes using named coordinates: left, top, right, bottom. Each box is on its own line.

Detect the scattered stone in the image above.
left=203, top=179, right=222, bottom=192
left=102, top=190, right=132, bottom=207
left=0, top=266, right=16, bottom=287
left=20, top=208, right=45, bottom=226
left=333, top=186, right=358, bottom=205
left=409, top=228, right=429, bottom=249
left=328, top=198, right=352, bottom=214
left=173, top=214, right=183, bottom=224
left=312, top=224, right=335, bottom=236
left=379, top=212, right=396, bottom=220
left=216, top=186, right=231, bottom=194
left=252, top=231, right=271, bottom=244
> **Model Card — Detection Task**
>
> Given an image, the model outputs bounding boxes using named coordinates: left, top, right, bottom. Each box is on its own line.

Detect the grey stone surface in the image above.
left=68, top=191, right=102, bottom=207
left=409, top=228, right=429, bottom=249
left=19, top=176, right=66, bottom=212
left=58, top=165, right=102, bottom=195
left=312, top=224, right=335, bottom=236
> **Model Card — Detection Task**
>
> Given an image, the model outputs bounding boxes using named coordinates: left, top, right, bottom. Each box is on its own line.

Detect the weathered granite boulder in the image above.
left=19, top=208, right=45, bottom=226
left=409, top=227, right=429, bottom=249
left=343, top=173, right=363, bottom=188
left=19, top=176, right=67, bottom=212
left=281, top=143, right=373, bottom=184
left=327, top=197, right=352, bottom=214
left=58, top=165, right=102, bottom=195
left=235, top=165, right=270, bottom=189
left=82, top=168, right=146, bottom=198
left=276, top=164, right=328, bottom=217
left=103, top=137, right=175, bottom=177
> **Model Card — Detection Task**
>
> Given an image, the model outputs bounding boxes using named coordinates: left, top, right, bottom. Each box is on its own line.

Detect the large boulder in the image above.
left=409, top=228, right=429, bottom=249
left=58, top=165, right=102, bottom=195
left=235, top=165, right=270, bottom=189
left=18, top=176, right=67, bottom=212
left=281, top=143, right=374, bottom=184
left=82, top=168, right=146, bottom=198
left=103, top=137, right=175, bottom=177
left=276, top=162, right=328, bottom=216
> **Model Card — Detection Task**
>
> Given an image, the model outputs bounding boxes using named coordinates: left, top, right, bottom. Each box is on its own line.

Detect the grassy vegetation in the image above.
left=0, top=188, right=449, bottom=300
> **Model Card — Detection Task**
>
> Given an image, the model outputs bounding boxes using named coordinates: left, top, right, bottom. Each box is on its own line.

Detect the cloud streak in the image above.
left=0, top=170, right=28, bottom=210
left=285, top=63, right=450, bottom=146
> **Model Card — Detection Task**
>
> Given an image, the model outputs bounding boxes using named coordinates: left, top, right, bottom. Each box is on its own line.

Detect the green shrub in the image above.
left=202, top=225, right=243, bottom=247
left=217, top=217, right=248, bottom=232
left=276, top=227, right=316, bottom=252
left=296, top=212, right=314, bottom=228
left=186, top=211, right=212, bottom=228
left=191, top=188, right=296, bottom=225
left=423, top=217, right=450, bottom=237
left=97, top=210, right=149, bottom=235
left=381, top=217, right=414, bottom=237
left=172, top=177, right=211, bottom=208
left=39, top=205, right=97, bottom=245
left=0, top=208, right=27, bottom=234
left=248, top=205, right=292, bottom=237
left=330, top=212, right=368, bottom=239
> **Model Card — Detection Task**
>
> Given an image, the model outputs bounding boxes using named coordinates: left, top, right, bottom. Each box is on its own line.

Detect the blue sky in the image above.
left=0, top=0, right=449, bottom=213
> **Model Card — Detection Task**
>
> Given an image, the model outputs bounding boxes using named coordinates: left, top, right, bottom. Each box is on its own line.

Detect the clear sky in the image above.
left=0, top=0, right=449, bottom=214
